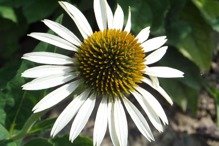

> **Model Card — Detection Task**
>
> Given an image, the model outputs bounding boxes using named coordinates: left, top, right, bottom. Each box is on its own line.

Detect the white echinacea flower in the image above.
left=21, top=0, right=184, bottom=145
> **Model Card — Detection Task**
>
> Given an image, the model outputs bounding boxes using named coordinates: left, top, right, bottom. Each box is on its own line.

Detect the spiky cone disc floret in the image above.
left=77, top=29, right=145, bottom=99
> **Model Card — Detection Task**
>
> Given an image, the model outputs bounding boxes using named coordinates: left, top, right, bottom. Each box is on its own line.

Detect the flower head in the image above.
left=22, top=0, right=184, bottom=145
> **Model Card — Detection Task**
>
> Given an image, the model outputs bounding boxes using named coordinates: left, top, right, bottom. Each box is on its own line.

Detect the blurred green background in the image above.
left=0, top=0, right=219, bottom=145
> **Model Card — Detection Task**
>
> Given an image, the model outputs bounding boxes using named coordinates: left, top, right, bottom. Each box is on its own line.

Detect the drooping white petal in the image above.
left=28, top=33, right=78, bottom=51
left=142, top=77, right=173, bottom=105
left=145, top=66, right=184, bottom=78
left=149, top=76, right=160, bottom=87
left=112, top=4, right=124, bottom=30
left=145, top=46, right=168, bottom=65
left=114, top=99, right=128, bottom=146
left=94, top=0, right=107, bottom=30
left=123, top=97, right=154, bottom=141
left=22, top=52, right=73, bottom=65
left=51, top=90, right=90, bottom=137
left=132, top=91, right=163, bottom=132
left=136, top=86, right=168, bottom=125
left=93, top=98, right=108, bottom=146
left=141, top=36, right=167, bottom=52
left=124, top=7, right=131, bottom=33
left=108, top=102, right=120, bottom=146
left=21, top=65, right=73, bottom=78
left=42, top=19, right=81, bottom=46
left=33, top=81, right=79, bottom=113
left=59, top=1, right=93, bottom=39
left=136, top=27, right=150, bottom=43
left=69, top=94, right=96, bottom=142
left=22, top=73, right=75, bottom=90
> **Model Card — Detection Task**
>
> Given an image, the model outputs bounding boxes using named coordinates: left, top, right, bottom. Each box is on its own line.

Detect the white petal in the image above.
left=94, top=0, right=107, bottom=30
left=69, top=94, right=96, bottom=142
left=149, top=76, right=160, bottom=87
left=59, top=1, right=93, bottom=39
left=105, top=0, right=113, bottom=29
left=132, top=91, right=163, bottom=132
left=141, top=36, right=167, bottom=52
left=43, top=19, right=81, bottom=46
left=123, top=97, right=154, bottom=141
left=112, top=5, right=124, bottom=30
left=142, top=77, right=173, bottom=105
left=22, top=73, right=75, bottom=90
left=93, top=98, right=108, bottom=146
left=108, top=102, right=120, bottom=146
left=33, top=81, right=79, bottom=113
left=145, top=66, right=184, bottom=78
left=136, top=27, right=150, bottom=43
left=114, top=99, right=128, bottom=146
left=145, top=46, right=168, bottom=65
left=51, top=90, right=90, bottom=137
left=22, top=52, right=73, bottom=65
left=28, top=33, right=78, bottom=51
left=157, top=86, right=173, bottom=105
left=124, top=7, right=131, bottom=33
left=136, top=86, right=168, bottom=125
left=21, top=65, right=73, bottom=78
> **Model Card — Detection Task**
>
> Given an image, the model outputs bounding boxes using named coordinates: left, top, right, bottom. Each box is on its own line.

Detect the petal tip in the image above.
left=58, top=1, right=66, bottom=7
left=178, top=71, right=185, bottom=77
left=50, top=130, right=57, bottom=138
left=32, top=109, right=39, bottom=113
left=162, top=46, right=168, bottom=50
left=58, top=1, right=64, bottom=4
left=33, top=108, right=44, bottom=113
left=41, top=19, right=50, bottom=24
left=169, top=100, right=174, bottom=105
left=21, top=73, right=25, bottom=77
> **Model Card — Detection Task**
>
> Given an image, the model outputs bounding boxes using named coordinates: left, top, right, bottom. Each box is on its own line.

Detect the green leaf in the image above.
left=23, top=135, right=92, bottom=146
left=0, top=108, right=6, bottom=125
left=145, top=0, right=170, bottom=34
left=0, top=17, right=27, bottom=61
left=119, top=0, right=170, bottom=34
left=205, top=85, right=219, bottom=126
left=0, top=61, right=21, bottom=89
left=167, top=2, right=213, bottom=71
left=118, top=0, right=152, bottom=33
left=0, top=6, right=17, bottom=22
left=22, top=0, right=58, bottom=23
left=162, top=48, right=202, bottom=89
left=161, top=79, right=198, bottom=112
left=29, top=118, right=55, bottom=135
left=4, top=62, right=42, bottom=130
left=192, top=0, right=219, bottom=32
left=165, top=0, right=188, bottom=44
left=0, top=124, right=9, bottom=140
left=24, top=138, right=53, bottom=146
left=0, top=141, right=18, bottom=146
left=8, top=113, right=44, bottom=143
left=0, top=92, right=7, bottom=125
left=160, top=48, right=201, bottom=112
left=0, top=0, right=27, bottom=7
left=53, top=135, right=92, bottom=146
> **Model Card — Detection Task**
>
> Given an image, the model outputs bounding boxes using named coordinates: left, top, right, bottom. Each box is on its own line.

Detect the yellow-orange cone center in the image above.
left=76, top=29, right=145, bottom=99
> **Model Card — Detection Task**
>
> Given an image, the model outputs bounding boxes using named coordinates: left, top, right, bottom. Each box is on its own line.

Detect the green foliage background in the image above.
left=0, top=0, right=219, bottom=145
